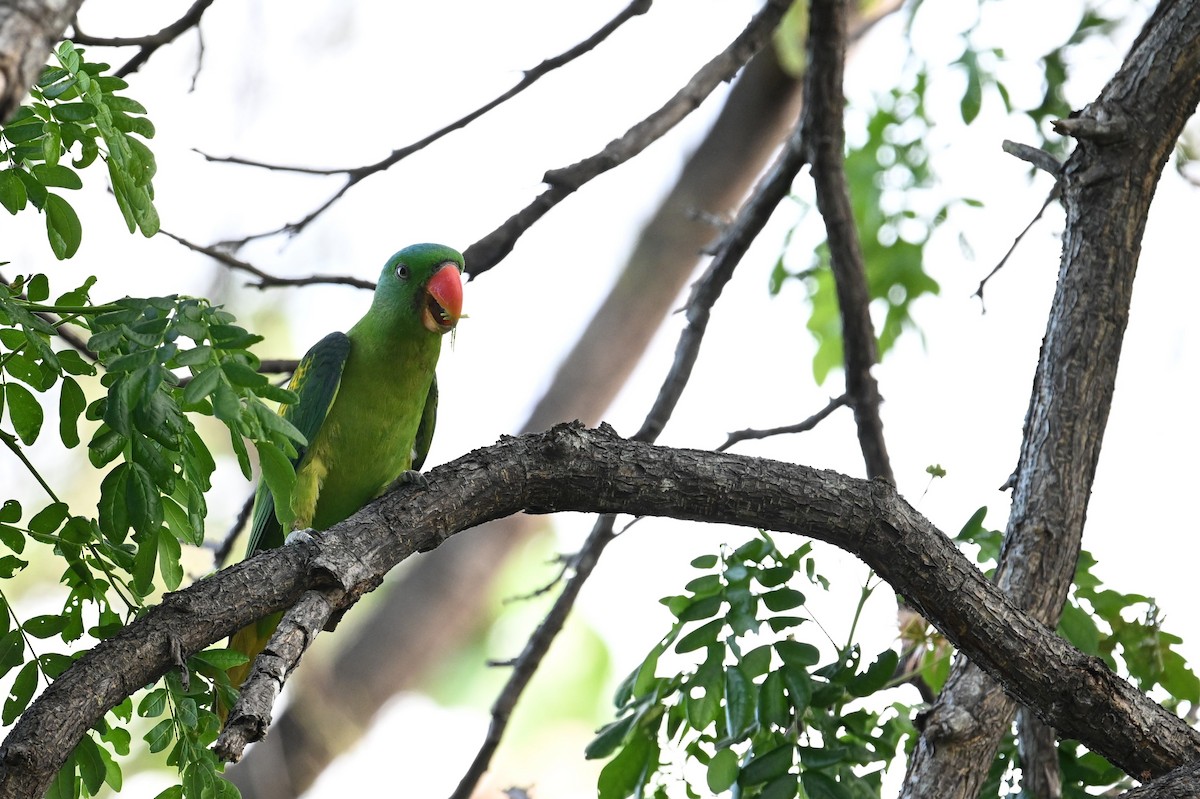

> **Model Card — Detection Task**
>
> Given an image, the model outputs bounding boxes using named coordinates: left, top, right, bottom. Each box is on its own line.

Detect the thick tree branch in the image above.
left=0, top=0, right=85, bottom=122
left=2, top=424, right=1199, bottom=798
left=901, top=1, right=1200, bottom=796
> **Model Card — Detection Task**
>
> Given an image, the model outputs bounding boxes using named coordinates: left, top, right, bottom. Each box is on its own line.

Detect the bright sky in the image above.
left=2, top=0, right=1197, bottom=797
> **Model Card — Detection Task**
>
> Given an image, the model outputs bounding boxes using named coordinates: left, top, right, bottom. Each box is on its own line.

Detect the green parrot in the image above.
left=221, top=242, right=465, bottom=716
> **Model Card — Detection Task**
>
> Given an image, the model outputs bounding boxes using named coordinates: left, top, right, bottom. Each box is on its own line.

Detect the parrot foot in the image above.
left=391, top=469, right=428, bottom=490
left=284, top=529, right=317, bottom=546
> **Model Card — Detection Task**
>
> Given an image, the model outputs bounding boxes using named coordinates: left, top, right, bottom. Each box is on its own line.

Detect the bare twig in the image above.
left=71, top=0, right=215, bottom=78
left=162, top=230, right=376, bottom=290
left=973, top=140, right=1065, bottom=307
left=634, top=82, right=806, bottom=440
left=447, top=516, right=617, bottom=799
left=801, top=0, right=892, bottom=483
left=209, top=0, right=654, bottom=246
left=462, top=0, right=791, bottom=278
left=717, top=394, right=849, bottom=452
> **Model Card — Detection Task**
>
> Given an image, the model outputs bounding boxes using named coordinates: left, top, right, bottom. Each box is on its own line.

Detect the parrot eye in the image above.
left=395, top=264, right=410, bottom=280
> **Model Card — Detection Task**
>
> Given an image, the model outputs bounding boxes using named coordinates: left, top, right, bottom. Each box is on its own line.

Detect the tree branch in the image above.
left=70, top=0, right=215, bottom=77
left=901, top=1, right=1200, bottom=795
left=462, top=0, right=791, bottom=278
left=802, top=0, right=892, bottom=483
left=161, top=230, right=376, bottom=290
left=204, top=0, right=653, bottom=245
left=717, top=394, right=848, bottom=452
left=2, top=424, right=1198, bottom=798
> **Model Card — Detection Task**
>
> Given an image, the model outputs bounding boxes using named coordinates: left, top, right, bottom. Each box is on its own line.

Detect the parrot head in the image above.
left=376, top=243, right=464, bottom=335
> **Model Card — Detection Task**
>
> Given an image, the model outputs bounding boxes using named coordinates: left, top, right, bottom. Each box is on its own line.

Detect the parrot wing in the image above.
left=245, top=331, right=351, bottom=555
left=411, top=375, right=438, bottom=471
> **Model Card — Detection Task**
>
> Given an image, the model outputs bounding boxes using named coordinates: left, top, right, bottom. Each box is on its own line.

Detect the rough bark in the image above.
left=0, top=0, right=84, bottom=122
left=900, top=1, right=1200, bottom=796
left=3, top=424, right=1200, bottom=799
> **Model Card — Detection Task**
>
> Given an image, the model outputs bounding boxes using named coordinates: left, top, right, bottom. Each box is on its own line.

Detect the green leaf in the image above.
left=145, top=718, right=174, bottom=754
left=49, top=102, right=96, bottom=122
left=707, top=747, right=740, bottom=794
left=597, top=729, right=657, bottom=799
left=1057, top=601, right=1102, bottom=656
left=3, top=660, right=39, bottom=723
left=756, top=566, right=793, bottom=587
left=26, top=274, right=50, bottom=301
left=255, top=441, right=296, bottom=532
left=98, top=463, right=131, bottom=542
left=675, top=594, right=723, bottom=623
left=157, top=527, right=183, bottom=590
left=724, top=666, right=754, bottom=739
left=23, top=614, right=67, bottom=639
left=760, top=773, right=800, bottom=799
left=212, top=380, right=241, bottom=423
left=847, top=649, right=899, bottom=697
left=776, top=640, right=821, bottom=668
left=586, top=713, right=638, bottom=760
left=31, top=164, right=82, bottom=190
left=690, top=554, right=718, bottom=569
left=676, top=618, right=724, bottom=654
left=0, top=171, right=28, bottom=214
left=137, top=687, right=167, bottom=717
left=5, top=383, right=44, bottom=444
left=739, top=743, right=793, bottom=787
left=58, top=376, right=86, bottom=447
left=0, top=630, right=23, bottom=680
left=89, top=427, right=126, bottom=468
left=125, top=462, right=163, bottom=537
left=0, top=556, right=27, bottom=578
left=0, top=500, right=20, bottom=523
left=758, top=670, right=790, bottom=729
left=800, top=769, right=843, bottom=799
left=132, top=530, right=158, bottom=595
left=44, top=193, right=82, bottom=259
left=28, top=502, right=69, bottom=534
left=762, top=587, right=806, bottom=612
left=782, top=665, right=812, bottom=716
left=222, top=360, right=268, bottom=388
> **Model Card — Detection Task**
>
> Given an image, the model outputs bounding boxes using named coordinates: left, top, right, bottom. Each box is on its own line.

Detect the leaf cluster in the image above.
left=587, top=534, right=913, bottom=799
left=0, top=273, right=302, bottom=798
left=0, top=41, right=159, bottom=259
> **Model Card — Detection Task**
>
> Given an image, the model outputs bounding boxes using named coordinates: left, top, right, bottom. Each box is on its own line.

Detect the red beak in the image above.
left=422, top=262, right=463, bottom=333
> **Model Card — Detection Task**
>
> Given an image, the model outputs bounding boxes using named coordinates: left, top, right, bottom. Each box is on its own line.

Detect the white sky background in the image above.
left=2, top=0, right=1198, bottom=796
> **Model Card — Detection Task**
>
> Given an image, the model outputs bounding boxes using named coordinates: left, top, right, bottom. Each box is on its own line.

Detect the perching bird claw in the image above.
left=284, top=529, right=316, bottom=546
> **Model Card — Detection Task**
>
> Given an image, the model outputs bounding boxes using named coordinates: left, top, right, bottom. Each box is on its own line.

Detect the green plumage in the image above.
left=221, top=243, right=464, bottom=717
